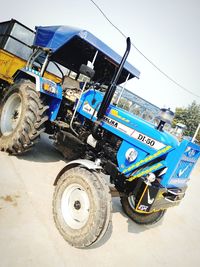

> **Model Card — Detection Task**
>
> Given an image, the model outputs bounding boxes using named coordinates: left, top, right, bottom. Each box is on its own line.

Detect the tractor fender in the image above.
left=13, top=69, right=40, bottom=91
left=13, top=68, right=62, bottom=121
left=53, top=159, right=102, bottom=185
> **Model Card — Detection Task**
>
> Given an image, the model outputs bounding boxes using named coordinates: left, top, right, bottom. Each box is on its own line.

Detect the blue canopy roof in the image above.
left=34, top=25, right=140, bottom=83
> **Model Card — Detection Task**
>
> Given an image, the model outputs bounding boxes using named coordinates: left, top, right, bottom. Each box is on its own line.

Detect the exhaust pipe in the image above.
left=97, top=37, right=131, bottom=120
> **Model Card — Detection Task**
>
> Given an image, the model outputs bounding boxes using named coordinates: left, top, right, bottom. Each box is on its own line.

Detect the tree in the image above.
left=173, top=101, right=200, bottom=141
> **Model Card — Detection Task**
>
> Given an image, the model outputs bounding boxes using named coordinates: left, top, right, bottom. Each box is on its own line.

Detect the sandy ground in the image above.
left=0, top=134, right=200, bottom=267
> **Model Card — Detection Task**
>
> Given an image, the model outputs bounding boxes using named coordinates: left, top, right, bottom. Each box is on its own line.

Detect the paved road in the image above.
left=0, top=134, right=200, bottom=267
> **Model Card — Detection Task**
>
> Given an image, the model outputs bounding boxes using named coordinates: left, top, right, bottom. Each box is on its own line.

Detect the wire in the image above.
left=89, top=0, right=200, bottom=99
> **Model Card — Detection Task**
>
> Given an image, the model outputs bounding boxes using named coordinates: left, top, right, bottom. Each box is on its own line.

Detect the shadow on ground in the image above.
left=112, top=197, right=164, bottom=235
left=88, top=224, right=113, bottom=249
left=16, top=134, right=65, bottom=163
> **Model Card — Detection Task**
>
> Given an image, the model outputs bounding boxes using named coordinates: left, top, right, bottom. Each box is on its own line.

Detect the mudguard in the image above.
left=53, top=159, right=102, bottom=185
left=13, top=68, right=62, bottom=121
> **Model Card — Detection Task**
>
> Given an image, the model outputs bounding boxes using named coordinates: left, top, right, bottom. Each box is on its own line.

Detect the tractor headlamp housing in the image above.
left=125, top=148, right=138, bottom=162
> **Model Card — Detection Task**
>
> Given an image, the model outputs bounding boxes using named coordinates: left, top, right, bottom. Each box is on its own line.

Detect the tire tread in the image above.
left=0, top=79, right=49, bottom=154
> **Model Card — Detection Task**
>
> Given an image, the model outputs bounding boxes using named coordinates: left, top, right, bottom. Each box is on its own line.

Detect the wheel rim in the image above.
left=61, top=183, right=90, bottom=229
left=0, top=93, right=22, bottom=135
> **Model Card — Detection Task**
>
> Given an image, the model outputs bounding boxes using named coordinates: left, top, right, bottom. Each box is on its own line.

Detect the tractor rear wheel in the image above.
left=53, top=166, right=112, bottom=248
left=0, top=79, right=48, bottom=154
left=120, top=195, right=166, bottom=225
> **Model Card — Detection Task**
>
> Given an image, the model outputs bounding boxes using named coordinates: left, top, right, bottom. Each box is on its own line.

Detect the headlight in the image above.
left=125, top=148, right=138, bottom=162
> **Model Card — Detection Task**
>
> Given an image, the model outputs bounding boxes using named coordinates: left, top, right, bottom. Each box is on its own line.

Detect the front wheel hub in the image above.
left=74, top=200, right=81, bottom=210
left=61, top=183, right=90, bottom=229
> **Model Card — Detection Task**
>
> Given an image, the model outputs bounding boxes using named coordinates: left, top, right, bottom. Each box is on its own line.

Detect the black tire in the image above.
left=120, top=196, right=166, bottom=225
left=0, top=79, right=48, bottom=154
left=53, top=166, right=112, bottom=248
left=0, top=79, right=10, bottom=99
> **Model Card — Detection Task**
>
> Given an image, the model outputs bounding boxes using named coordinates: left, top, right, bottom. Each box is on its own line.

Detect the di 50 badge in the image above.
left=131, top=132, right=165, bottom=150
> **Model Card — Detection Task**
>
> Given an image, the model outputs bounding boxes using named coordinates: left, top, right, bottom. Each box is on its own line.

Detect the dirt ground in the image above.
left=0, top=134, right=200, bottom=267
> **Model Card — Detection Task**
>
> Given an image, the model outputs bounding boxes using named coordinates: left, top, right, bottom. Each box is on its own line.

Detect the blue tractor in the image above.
left=0, top=25, right=200, bottom=248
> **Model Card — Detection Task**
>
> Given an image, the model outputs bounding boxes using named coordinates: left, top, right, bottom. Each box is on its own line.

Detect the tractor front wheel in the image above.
left=53, top=166, right=112, bottom=248
left=120, top=195, right=166, bottom=225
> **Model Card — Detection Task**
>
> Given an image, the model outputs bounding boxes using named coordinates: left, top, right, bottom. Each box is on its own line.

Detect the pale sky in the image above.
left=1, top=0, right=200, bottom=111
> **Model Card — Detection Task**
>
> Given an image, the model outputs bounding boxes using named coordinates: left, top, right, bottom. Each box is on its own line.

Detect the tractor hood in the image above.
left=34, top=25, right=140, bottom=84
left=103, top=104, right=179, bottom=152
left=78, top=89, right=179, bottom=154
